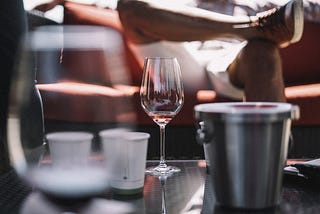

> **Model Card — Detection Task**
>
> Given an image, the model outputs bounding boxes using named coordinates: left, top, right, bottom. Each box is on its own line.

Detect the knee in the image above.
left=117, top=0, right=159, bottom=44
left=228, top=39, right=282, bottom=88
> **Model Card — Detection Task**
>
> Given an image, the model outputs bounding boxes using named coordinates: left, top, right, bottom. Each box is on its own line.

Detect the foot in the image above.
left=249, top=0, right=304, bottom=48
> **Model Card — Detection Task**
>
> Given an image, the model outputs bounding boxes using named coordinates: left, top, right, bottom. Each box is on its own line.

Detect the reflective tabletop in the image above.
left=2, top=160, right=320, bottom=214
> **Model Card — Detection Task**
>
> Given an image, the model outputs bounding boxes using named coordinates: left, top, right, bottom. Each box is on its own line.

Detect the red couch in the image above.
left=36, top=2, right=320, bottom=159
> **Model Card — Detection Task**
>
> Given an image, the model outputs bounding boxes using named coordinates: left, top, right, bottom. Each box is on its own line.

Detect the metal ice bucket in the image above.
left=194, top=102, right=300, bottom=210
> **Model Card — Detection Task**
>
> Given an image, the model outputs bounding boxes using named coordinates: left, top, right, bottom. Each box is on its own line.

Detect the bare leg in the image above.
left=228, top=39, right=286, bottom=102
left=117, top=0, right=297, bottom=102
left=117, top=0, right=303, bottom=47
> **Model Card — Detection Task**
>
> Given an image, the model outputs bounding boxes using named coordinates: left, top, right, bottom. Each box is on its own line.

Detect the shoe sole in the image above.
left=285, top=0, right=304, bottom=46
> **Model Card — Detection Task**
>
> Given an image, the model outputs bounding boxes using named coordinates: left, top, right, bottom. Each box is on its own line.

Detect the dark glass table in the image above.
left=2, top=160, right=320, bottom=214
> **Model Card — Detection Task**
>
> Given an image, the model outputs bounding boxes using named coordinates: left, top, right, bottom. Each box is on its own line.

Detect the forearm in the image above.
left=117, top=0, right=251, bottom=44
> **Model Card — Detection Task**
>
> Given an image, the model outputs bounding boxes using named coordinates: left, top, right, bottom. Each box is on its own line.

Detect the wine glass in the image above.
left=7, top=25, right=135, bottom=199
left=140, top=57, right=184, bottom=175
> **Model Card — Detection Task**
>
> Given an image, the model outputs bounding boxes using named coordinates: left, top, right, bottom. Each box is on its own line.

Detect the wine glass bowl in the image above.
left=7, top=25, right=134, bottom=199
left=140, top=57, right=184, bottom=175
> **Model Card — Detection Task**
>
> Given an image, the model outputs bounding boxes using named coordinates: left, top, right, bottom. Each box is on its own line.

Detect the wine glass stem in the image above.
left=159, top=124, right=167, bottom=168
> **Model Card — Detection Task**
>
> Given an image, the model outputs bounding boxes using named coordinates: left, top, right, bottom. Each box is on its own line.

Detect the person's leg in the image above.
left=117, top=0, right=304, bottom=47
left=228, top=39, right=286, bottom=102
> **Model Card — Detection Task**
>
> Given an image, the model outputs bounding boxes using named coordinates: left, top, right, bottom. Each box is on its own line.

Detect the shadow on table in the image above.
left=202, top=175, right=278, bottom=214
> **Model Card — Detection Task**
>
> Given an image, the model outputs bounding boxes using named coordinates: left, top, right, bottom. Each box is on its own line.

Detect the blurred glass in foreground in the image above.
left=7, top=25, right=137, bottom=199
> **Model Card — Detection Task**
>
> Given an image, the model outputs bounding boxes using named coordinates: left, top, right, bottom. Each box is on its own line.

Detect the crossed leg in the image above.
left=117, top=0, right=302, bottom=102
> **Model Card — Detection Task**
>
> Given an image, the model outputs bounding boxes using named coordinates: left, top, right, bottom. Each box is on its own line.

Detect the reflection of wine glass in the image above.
left=140, top=57, right=184, bottom=175
left=159, top=174, right=169, bottom=214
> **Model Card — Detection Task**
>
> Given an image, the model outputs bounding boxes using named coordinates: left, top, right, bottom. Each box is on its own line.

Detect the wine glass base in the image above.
left=145, top=165, right=181, bottom=176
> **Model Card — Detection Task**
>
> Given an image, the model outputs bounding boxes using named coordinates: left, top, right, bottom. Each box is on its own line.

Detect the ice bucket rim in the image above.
left=194, top=102, right=299, bottom=121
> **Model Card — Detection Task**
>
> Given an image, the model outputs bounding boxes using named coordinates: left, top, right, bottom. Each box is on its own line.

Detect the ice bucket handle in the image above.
left=196, top=121, right=213, bottom=145
left=291, top=105, right=300, bottom=120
